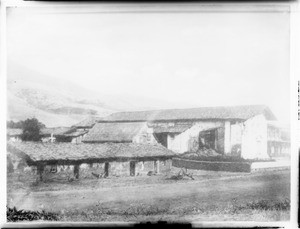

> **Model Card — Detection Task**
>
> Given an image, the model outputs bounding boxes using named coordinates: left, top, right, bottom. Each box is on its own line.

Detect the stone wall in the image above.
left=7, top=156, right=173, bottom=180
left=167, top=121, right=224, bottom=154
left=172, top=158, right=251, bottom=173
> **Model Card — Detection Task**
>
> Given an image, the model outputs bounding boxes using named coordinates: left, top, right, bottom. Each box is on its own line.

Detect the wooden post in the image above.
left=37, top=164, right=44, bottom=181
left=130, top=161, right=136, bottom=176
left=104, top=162, right=109, bottom=177
left=154, top=160, right=160, bottom=173
left=74, top=164, right=80, bottom=179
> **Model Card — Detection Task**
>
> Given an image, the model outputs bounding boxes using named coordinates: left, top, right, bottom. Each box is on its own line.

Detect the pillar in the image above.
left=104, top=162, right=109, bottom=177
left=224, top=121, right=231, bottom=154
left=74, top=164, right=80, bottom=179
left=154, top=160, right=160, bottom=173
left=141, top=161, right=144, bottom=171
left=167, top=159, right=172, bottom=170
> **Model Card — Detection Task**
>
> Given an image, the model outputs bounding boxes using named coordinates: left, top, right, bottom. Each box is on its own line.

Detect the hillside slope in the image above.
left=7, top=62, right=178, bottom=127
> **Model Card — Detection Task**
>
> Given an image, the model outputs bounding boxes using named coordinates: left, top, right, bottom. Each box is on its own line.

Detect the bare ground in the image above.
left=7, top=169, right=290, bottom=222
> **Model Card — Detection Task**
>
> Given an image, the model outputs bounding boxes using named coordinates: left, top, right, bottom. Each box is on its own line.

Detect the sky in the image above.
left=6, top=5, right=290, bottom=123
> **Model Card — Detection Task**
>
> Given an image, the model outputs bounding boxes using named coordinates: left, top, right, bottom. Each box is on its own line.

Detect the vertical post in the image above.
left=141, top=161, right=144, bottom=171
left=74, top=164, right=80, bottom=179
left=224, top=121, right=231, bottom=154
left=166, top=159, right=170, bottom=170
left=104, top=162, right=109, bottom=177
left=130, top=161, right=136, bottom=176
left=154, top=160, right=160, bottom=173
left=37, top=164, right=44, bottom=181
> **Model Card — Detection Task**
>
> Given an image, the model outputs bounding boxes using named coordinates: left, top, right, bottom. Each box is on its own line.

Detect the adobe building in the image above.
left=88, top=105, right=290, bottom=160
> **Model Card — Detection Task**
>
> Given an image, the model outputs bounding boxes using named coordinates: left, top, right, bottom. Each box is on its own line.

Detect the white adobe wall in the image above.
left=241, top=114, right=269, bottom=159
left=132, top=123, right=158, bottom=144
left=8, top=136, right=22, bottom=142
left=167, top=121, right=224, bottom=154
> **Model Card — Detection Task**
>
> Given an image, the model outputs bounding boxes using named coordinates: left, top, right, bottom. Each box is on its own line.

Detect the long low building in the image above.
left=81, top=104, right=290, bottom=160
left=7, top=142, right=175, bottom=180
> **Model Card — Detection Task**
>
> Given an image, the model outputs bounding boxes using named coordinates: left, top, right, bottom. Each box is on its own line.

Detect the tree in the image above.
left=7, top=120, right=24, bottom=129
left=21, top=118, right=45, bottom=142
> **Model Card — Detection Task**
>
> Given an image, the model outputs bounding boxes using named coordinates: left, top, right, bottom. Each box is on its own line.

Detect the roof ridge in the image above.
left=107, top=104, right=268, bottom=115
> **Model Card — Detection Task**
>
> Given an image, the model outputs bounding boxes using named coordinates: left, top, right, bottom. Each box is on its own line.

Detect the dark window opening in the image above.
left=199, top=129, right=218, bottom=150
left=104, top=162, right=109, bottom=177
left=154, top=133, right=168, bottom=148
left=130, top=161, right=136, bottom=176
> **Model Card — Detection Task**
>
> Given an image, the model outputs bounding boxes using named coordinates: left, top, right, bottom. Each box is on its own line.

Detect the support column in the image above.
left=224, top=121, right=231, bottom=154
left=104, top=162, right=109, bottom=177
left=154, top=160, right=160, bottom=173
left=37, top=164, right=44, bottom=181
left=167, top=159, right=172, bottom=170
left=74, top=164, right=80, bottom=179
left=141, top=161, right=144, bottom=171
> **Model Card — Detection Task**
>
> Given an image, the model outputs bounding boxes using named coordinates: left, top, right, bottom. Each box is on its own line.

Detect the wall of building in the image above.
left=166, top=121, right=224, bottom=154
left=229, top=122, right=243, bottom=156
left=8, top=157, right=172, bottom=180
left=241, top=114, right=269, bottom=159
left=7, top=136, right=22, bottom=142
left=71, top=134, right=87, bottom=144
left=133, top=129, right=158, bottom=144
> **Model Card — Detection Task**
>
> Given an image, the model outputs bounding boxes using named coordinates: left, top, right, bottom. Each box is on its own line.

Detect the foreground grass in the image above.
left=58, top=198, right=290, bottom=222
left=7, top=207, right=59, bottom=222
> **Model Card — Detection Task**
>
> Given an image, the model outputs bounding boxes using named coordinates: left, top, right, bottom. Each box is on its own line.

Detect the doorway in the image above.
left=130, top=161, right=136, bottom=176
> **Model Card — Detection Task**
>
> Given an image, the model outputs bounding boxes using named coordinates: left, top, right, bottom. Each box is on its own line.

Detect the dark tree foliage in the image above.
left=7, top=206, right=59, bottom=222
left=21, top=118, right=45, bottom=142
left=7, top=120, right=24, bottom=129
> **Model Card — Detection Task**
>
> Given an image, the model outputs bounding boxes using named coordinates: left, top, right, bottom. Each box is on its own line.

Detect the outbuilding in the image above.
left=7, top=142, right=175, bottom=181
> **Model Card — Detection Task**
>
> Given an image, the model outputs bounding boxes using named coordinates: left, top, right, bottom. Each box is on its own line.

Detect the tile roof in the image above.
left=72, top=116, right=102, bottom=128
left=152, top=125, right=193, bottom=133
left=7, top=142, right=175, bottom=164
left=102, top=105, right=276, bottom=122
left=63, top=129, right=88, bottom=137
left=83, top=122, right=148, bottom=143
left=40, top=127, right=72, bottom=136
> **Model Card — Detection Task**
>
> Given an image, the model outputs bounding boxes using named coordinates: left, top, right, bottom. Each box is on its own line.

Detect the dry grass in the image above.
left=7, top=169, right=290, bottom=223
left=57, top=198, right=290, bottom=222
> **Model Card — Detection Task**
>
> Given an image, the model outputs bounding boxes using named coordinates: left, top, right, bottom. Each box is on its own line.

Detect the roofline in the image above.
left=103, top=104, right=268, bottom=115
left=24, top=155, right=175, bottom=166
left=97, top=118, right=246, bottom=123
left=82, top=140, right=133, bottom=143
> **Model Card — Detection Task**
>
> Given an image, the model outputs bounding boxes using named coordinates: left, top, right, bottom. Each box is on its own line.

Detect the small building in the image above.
left=40, top=127, right=72, bottom=143
left=7, top=142, right=175, bottom=180
left=267, top=122, right=290, bottom=158
left=82, top=122, right=157, bottom=144
left=72, top=116, right=102, bottom=131
left=7, top=128, right=22, bottom=142
left=99, top=105, right=287, bottom=160
left=55, top=128, right=89, bottom=144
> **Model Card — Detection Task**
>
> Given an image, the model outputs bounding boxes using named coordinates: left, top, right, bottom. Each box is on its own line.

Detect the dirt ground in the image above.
left=7, top=168, right=290, bottom=223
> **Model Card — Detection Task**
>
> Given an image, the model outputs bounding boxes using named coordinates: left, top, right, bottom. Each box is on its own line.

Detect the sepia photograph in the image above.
left=1, top=1, right=298, bottom=227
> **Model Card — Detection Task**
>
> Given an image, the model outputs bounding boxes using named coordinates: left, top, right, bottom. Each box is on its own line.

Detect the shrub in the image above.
left=244, top=199, right=290, bottom=211
left=7, top=206, right=59, bottom=222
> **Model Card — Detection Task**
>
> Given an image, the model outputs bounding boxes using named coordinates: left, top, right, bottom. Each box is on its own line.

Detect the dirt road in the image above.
left=8, top=170, right=290, bottom=214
